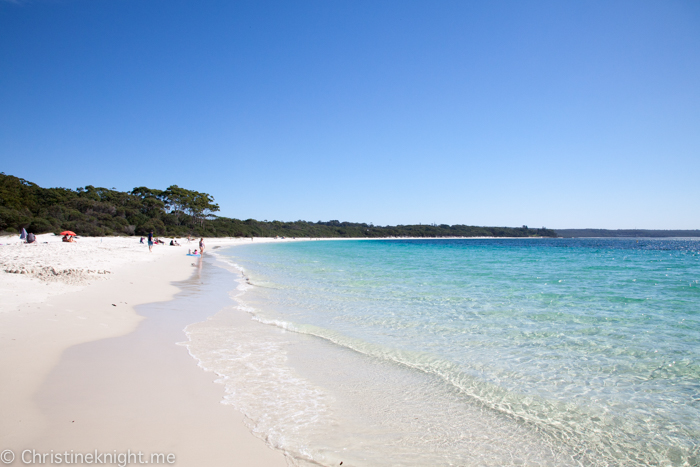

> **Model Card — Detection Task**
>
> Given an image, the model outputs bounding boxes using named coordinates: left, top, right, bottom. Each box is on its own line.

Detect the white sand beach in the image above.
left=0, top=234, right=297, bottom=466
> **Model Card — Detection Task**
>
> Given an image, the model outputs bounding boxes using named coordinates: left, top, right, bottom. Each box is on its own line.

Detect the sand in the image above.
left=0, top=234, right=297, bottom=466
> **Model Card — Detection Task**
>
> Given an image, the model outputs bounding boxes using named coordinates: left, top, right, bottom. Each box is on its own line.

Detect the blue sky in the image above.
left=1, top=0, right=698, bottom=229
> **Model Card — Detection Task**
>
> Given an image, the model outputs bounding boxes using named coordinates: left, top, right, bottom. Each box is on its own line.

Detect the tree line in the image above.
left=0, top=173, right=558, bottom=238
left=555, top=229, right=700, bottom=238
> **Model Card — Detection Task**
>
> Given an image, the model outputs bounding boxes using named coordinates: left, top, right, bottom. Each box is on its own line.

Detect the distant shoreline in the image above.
left=555, top=229, right=700, bottom=238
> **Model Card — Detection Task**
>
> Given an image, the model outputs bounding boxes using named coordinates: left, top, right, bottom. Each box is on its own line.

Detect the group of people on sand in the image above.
left=19, top=228, right=205, bottom=252
left=186, top=237, right=205, bottom=256
left=140, top=231, right=204, bottom=254
left=140, top=231, right=166, bottom=252
left=19, top=228, right=74, bottom=244
left=19, top=229, right=205, bottom=253
left=189, top=238, right=205, bottom=256
left=19, top=228, right=39, bottom=244
left=18, top=228, right=209, bottom=255
left=17, top=228, right=77, bottom=244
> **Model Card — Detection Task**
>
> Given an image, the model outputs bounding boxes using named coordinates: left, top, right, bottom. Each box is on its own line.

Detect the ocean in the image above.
left=184, top=238, right=699, bottom=466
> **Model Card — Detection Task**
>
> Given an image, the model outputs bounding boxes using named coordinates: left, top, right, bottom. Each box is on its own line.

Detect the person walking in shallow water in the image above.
left=199, top=238, right=205, bottom=255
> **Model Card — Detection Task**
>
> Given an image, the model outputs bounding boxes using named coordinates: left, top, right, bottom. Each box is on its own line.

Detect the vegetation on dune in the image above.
left=0, top=173, right=558, bottom=238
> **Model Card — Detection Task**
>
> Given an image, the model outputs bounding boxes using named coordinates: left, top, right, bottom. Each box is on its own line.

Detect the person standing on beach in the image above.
left=148, top=230, right=154, bottom=252
left=199, top=238, right=205, bottom=255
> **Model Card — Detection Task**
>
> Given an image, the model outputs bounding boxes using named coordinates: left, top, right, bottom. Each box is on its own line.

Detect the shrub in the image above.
left=28, top=217, right=55, bottom=234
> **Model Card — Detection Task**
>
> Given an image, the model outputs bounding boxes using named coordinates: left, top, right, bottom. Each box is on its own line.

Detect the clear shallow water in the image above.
left=186, top=239, right=700, bottom=466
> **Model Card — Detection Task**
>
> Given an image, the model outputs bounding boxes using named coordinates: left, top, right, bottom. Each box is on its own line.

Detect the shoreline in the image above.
left=183, top=238, right=700, bottom=466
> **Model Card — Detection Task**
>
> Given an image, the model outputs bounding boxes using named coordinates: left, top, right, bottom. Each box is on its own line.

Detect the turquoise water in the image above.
left=188, top=239, right=700, bottom=466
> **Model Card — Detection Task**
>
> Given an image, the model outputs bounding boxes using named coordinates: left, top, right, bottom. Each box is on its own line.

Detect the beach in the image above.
left=2, top=235, right=698, bottom=467
left=0, top=234, right=292, bottom=467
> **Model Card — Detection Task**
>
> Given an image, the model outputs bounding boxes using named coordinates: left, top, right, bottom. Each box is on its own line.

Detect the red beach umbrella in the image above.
left=60, top=231, right=76, bottom=236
